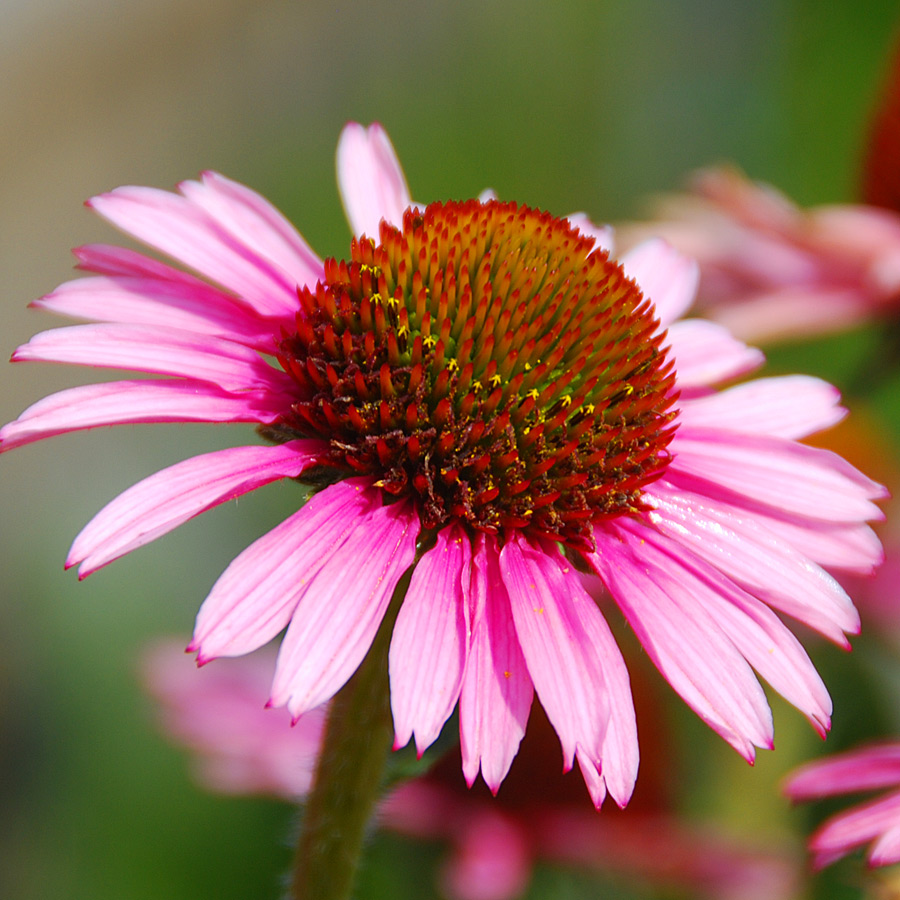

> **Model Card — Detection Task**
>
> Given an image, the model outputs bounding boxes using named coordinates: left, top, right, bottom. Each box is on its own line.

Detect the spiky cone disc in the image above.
left=274, top=199, right=678, bottom=551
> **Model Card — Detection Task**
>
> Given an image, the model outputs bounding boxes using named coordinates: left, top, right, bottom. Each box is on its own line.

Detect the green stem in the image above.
left=288, top=570, right=410, bottom=900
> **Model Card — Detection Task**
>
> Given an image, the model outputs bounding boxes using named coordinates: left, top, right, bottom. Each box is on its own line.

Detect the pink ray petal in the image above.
left=645, top=482, right=859, bottom=643
left=75, top=243, right=219, bottom=282
left=621, top=238, right=699, bottom=327
left=499, top=534, right=610, bottom=773
left=678, top=375, right=846, bottom=439
left=785, top=744, right=900, bottom=799
left=35, top=276, right=275, bottom=350
left=337, top=122, right=412, bottom=238
left=11, top=323, right=292, bottom=394
left=0, top=380, right=286, bottom=452
left=665, top=319, right=764, bottom=388
left=269, top=500, right=419, bottom=718
left=868, top=823, right=900, bottom=867
left=178, top=171, right=323, bottom=291
left=671, top=427, right=886, bottom=523
left=68, top=439, right=326, bottom=576
left=576, top=752, right=607, bottom=809
left=588, top=523, right=774, bottom=760
left=616, top=519, right=832, bottom=735
left=192, top=479, right=381, bottom=660
left=809, top=790, right=900, bottom=868
left=390, top=522, right=471, bottom=755
left=459, top=533, right=533, bottom=793
left=88, top=186, right=304, bottom=318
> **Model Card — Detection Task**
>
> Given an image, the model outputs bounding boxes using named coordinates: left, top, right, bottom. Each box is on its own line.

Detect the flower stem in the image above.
left=288, top=570, right=410, bottom=900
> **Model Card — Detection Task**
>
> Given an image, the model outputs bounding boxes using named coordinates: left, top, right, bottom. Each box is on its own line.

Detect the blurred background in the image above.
left=2, top=1, right=900, bottom=898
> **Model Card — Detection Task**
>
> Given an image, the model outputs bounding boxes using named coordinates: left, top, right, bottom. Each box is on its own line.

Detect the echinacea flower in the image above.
left=784, top=742, right=900, bottom=868
left=145, top=639, right=801, bottom=900
left=0, top=121, right=885, bottom=808
left=618, top=166, right=900, bottom=343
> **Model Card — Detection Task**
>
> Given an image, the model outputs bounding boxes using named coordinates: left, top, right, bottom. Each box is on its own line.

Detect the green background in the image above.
left=2, top=1, right=900, bottom=898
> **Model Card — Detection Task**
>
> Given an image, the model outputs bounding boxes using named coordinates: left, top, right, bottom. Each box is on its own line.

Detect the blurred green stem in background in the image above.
left=288, top=569, right=411, bottom=900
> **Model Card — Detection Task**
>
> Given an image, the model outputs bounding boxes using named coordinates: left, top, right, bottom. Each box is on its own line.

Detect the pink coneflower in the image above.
left=0, top=122, right=885, bottom=807
left=145, top=640, right=801, bottom=900
left=618, top=166, right=900, bottom=343
left=784, top=742, right=900, bottom=868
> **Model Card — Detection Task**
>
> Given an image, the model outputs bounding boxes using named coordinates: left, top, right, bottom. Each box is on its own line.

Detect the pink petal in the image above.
left=178, top=171, right=323, bottom=291
left=459, top=534, right=533, bottom=793
left=621, top=238, right=699, bottom=327
left=785, top=743, right=900, bottom=799
left=670, top=428, right=886, bottom=523
left=588, top=523, right=774, bottom=760
left=88, top=186, right=305, bottom=318
left=192, top=479, right=381, bottom=660
left=499, top=534, right=610, bottom=772
left=666, top=319, right=764, bottom=388
left=336, top=122, right=412, bottom=237
left=35, top=276, right=275, bottom=350
left=748, top=512, right=883, bottom=575
left=390, top=523, right=471, bottom=755
left=678, top=375, right=846, bottom=439
left=869, top=823, right=900, bottom=867
left=809, top=790, right=900, bottom=868
left=75, top=243, right=219, bottom=282
left=11, top=324, right=292, bottom=394
left=0, top=380, right=285, bottom=452
left=68, top=439, right=326, bottom=576
left=269, top=500, right=419, bottom=718
left=645, top=482, right=860, bottom=643
left=615, top=519, right=832, bottom=735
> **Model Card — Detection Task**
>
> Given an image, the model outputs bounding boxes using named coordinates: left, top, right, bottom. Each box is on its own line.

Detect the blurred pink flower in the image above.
left=145, top=641, right=801, bottom=900
left=619, top=167, right=900, bottom=342
left=0, top=122, right=885, bottom=805
left=784, top=742, right=900, bottom=868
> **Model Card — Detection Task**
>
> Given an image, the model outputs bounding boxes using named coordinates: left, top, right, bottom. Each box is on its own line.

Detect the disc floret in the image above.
left=275, top=199, right=678, bottom=550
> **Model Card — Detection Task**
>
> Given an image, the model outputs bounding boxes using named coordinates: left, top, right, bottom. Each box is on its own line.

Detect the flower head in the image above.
left=784, top=742, right=900, bottom=869
left=1, top=122, right=885, bottom=807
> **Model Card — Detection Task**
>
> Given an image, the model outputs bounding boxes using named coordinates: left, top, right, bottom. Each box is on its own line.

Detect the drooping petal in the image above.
left=785, top=744, right=900, bottom=799
left=0, top=380, right=286, bottom=452
left=336, top=122, right=412, bottom=237
left=178, top=171, right=323, bottom=291
left=11, top=324, right=293, bottom=394
left=808, top=790, right=900, bottom=868
left=645, top=482, right=860, bottom=644
left=269, top=499, right=419, bottom=719
left=499, top=534, right=610, bottom=772
left=191, top=479, right=380, bottom=660
left=34, top=275, right=275, bottom=350
left=88, top=186, right=305, bottom=318
left=678, top=375, right=846, bottom=439
left=869, top=823, right=900, bottom=867
left=459, top=533, right=533, bottom=793
left=613, top=518, right=832, bottom=735
left=670, top=428, right=886, bottom=523
left=621, top=238, right=699, bottom=327
left=390, top=523, right=470, bottom=755
left=588, top=522, right=774, bottom=760
left=665, top=319, right=764, bottom=388
left=68, top=439, right=326, bottom=576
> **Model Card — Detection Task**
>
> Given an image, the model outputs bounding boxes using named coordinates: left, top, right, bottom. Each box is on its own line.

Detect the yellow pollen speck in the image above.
left=422, top=334, right=436, bottom=348
left=533, top=607, right=544, bottom=614
left=370, top=292, right=382, bottom=304
left=560, top=394, right=572, bottom=406
left=503, top=671, right=511, bottom=679
left=527, top=389, right=540, bottom=401
left=489, top=374, right=502, bottom=388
